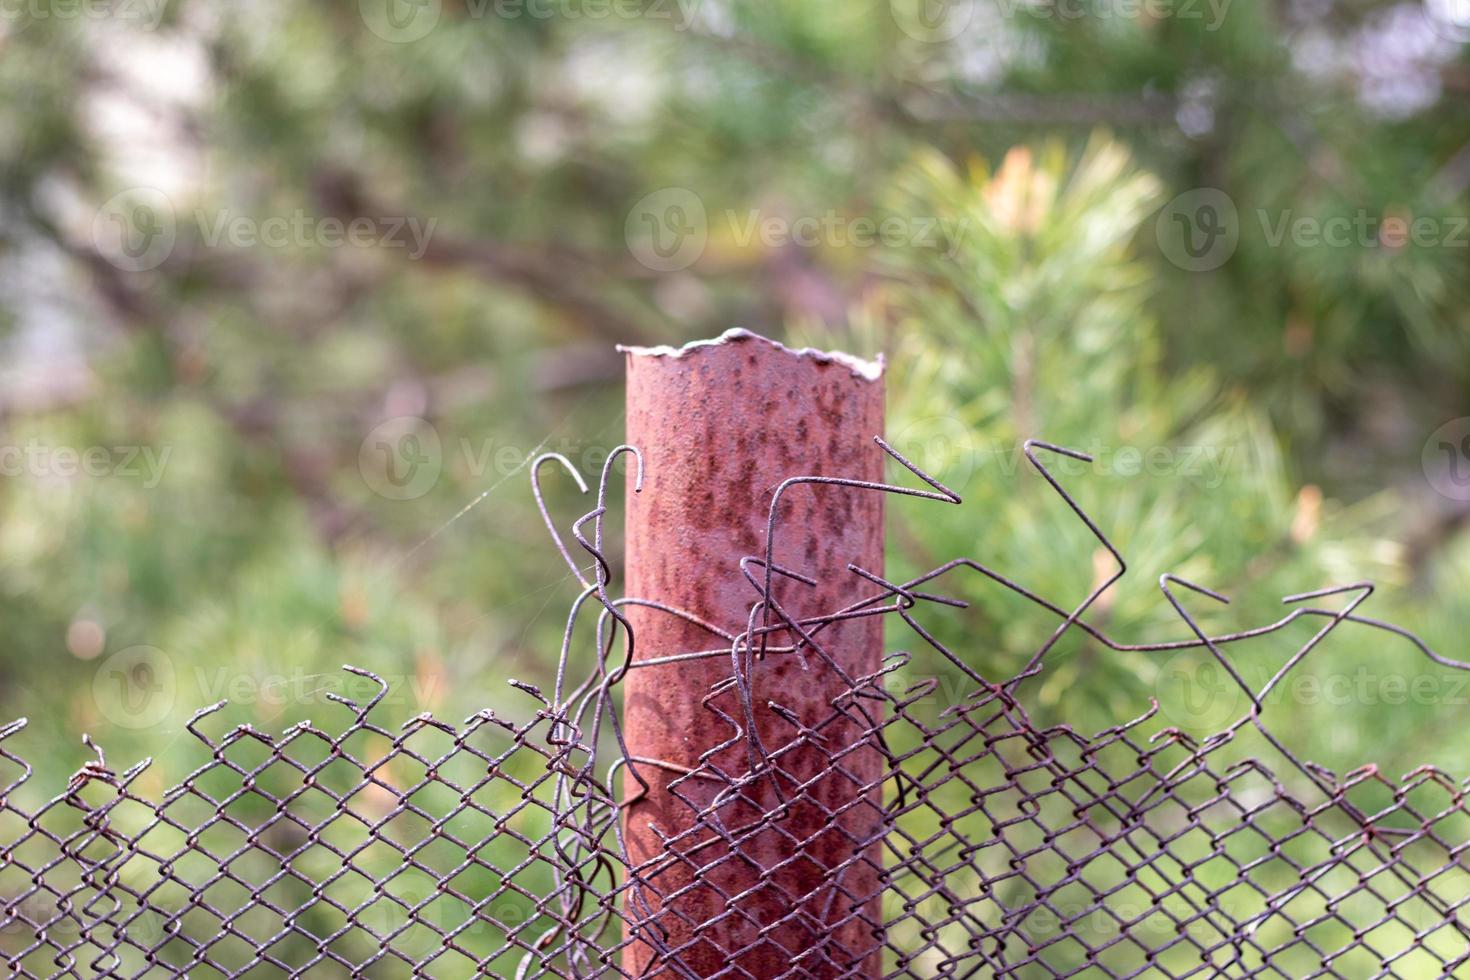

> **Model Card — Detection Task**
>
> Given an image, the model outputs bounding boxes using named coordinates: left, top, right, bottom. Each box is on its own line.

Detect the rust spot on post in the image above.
left=621, top=329, right=885, bottom=976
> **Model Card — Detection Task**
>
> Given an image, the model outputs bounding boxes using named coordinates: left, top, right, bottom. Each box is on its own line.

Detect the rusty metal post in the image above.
left=620, top=329, right=885, bottom=976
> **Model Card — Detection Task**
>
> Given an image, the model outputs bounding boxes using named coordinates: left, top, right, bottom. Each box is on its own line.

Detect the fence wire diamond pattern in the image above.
left=3, top=438, right=1468, bottom=978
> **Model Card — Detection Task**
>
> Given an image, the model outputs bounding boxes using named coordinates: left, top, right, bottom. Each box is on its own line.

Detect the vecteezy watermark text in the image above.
left=625, top=187, right=970, bottom=272
left=984, top=439, right=1241, bottom=488
left=358, top=415, right=1246, bottom=503
left=358, top=417, right=632, bottom=501
left=358, top=0, right=699, bottom=43
left=195, top=210, right=437, bottom=258
left=1157, top=188, right=1468, bottom=272
left=889, top=0, right=1231, bottom=43
left=0, top=440, right=170, bottom=488
left=1157, top=651, right=1470, bottom=730
left=92, top=648, right=443, bottom=731
left=1, top=0, right=168, bottom=30
left=92, top=188, right=438, bottom=272
left=995, top=0, right=1232, bottom=30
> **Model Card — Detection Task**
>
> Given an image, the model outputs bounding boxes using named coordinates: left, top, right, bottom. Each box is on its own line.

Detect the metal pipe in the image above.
left=621, top=329, right=885, bottom=977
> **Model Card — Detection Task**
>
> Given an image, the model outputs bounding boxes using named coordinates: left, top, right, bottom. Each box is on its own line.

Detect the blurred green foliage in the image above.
left=0, top=0, right=1466, bottom=929
left=832, top=135, right=1470, bottom=775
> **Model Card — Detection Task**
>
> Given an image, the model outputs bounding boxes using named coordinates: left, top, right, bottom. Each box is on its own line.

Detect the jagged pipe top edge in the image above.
left=618, top=328, right=884, bottom=382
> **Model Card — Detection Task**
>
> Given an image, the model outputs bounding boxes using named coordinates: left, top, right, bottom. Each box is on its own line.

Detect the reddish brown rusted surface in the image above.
left=621, top=329, right=885, bottom=977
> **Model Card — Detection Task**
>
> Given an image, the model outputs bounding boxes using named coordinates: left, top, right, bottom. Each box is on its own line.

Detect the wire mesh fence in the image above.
left=3, top=438, right=1468, bottom=978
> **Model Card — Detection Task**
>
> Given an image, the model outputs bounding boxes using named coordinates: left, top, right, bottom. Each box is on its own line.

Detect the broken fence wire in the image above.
left=2, top=438, right=1468, bottom=977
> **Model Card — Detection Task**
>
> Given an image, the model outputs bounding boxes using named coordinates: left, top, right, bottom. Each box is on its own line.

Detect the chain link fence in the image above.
left=3, top=439, right=1467, bottom=977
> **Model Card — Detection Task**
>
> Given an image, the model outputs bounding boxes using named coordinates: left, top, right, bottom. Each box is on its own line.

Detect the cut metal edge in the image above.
left=618, top=327, right=884, bottom=382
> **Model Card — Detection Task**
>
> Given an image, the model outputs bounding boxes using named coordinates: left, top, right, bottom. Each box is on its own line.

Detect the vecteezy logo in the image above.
left=92, top=646, right=176, bottom=730
left=890, top=415, right=977, bottom=489
left=359, top=416, right=443, bottom=500
left=92, top=188, right=177, bottom=272
left=624, top=187, right=708, bottom=272
left=359, top=0, right=442, bottom=42
left=1156, top=651, right=1246, bottom=730
left=1156, top=188, right=1239, bottom=272
left=357, top=871, right=452, bottom=954
left=1423, top=418, right=1470, bottom=502
left=890, top=0, right=975, bottom=41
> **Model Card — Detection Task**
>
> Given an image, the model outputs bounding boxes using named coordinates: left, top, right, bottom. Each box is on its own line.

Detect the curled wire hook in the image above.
left=531, top=452, right=591, bottom=588
left=757, top=435, right=961, bottom=662
left=576, top=445, right=643, bottom=593
left=565, top=445, right=654, bottom=838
